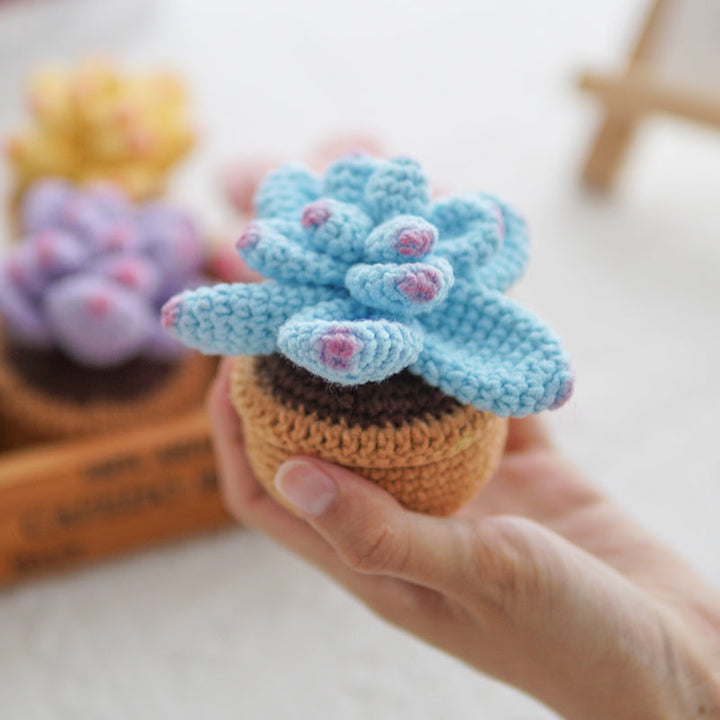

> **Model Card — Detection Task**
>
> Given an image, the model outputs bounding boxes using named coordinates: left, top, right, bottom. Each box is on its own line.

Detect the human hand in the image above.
left=208, top=360, right=720, bottom=720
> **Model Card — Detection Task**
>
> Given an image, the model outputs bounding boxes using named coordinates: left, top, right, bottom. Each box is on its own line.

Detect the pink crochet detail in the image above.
left=301, top=202, right=331, bottom=229
left=396, top=228, right=434, bottom=257
left=161, top=295, right=180, bottom=329
left=236, top=224, right=262, bottom=250
left=86, top=293, right=111, bottom=318
left=318, top=327, right=363, bottom=371
left=397, top=268, right=441, bottom=302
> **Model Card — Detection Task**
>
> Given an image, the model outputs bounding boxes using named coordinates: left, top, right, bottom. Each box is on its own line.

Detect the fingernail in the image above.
left=274, top=460, right=337, bottom=516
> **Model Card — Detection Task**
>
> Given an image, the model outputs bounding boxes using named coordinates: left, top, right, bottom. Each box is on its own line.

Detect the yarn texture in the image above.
left=0, top=336, right=215, bottom=449
left=232, top=356, right=508, bottom=516
left=164, top=154, right=573, bottom=417
left=6, top=59, right=194, bottom=201
left=0, top=178, right=203, bottom=368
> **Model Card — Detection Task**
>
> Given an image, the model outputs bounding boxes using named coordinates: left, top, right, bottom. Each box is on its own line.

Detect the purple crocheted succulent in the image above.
left=0, top=179, right=204, bottom=368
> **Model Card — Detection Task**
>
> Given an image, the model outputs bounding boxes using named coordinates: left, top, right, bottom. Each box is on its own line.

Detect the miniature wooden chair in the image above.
left=579, top=0, right=720, bottom=190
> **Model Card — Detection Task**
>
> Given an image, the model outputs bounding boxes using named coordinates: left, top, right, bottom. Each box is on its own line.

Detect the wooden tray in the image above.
left=0, top=408, right=232, bottom=587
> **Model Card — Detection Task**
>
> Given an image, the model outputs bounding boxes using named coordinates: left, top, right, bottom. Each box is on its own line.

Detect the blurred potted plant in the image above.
left=0, top=179, right=214, bottom=449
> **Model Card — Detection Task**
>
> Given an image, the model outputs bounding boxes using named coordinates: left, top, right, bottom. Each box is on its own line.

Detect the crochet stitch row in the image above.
left=231, top=356, right=508, bottom=515
left=0, top=346, right=214, bottom=447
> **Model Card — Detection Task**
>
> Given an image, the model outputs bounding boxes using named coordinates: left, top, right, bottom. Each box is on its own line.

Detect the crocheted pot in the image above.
left=164, top=155, right=574, bottom=515
left=0, top=333, right=215, bottom=450
left=232, top=354, right=508, bottom=515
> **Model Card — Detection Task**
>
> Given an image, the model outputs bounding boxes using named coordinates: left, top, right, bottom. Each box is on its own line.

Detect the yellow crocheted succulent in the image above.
left=5, top=59, right=194, bottom=201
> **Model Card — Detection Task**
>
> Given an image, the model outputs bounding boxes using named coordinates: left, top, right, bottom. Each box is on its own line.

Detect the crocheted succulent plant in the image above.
left=5, top=59, right=194, bottom=200
left=0, top=178, right=203, bottom=368
left=163, top=155, right=573, bottom=416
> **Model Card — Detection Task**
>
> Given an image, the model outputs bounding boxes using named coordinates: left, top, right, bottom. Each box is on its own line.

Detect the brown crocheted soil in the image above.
left=256, top=353, right=461, bottom=429
left=6, top=343, right=174, bottom=402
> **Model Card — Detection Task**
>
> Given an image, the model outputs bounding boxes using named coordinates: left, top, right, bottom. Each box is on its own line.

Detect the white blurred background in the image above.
left=1, top=0, right=719, bottom=718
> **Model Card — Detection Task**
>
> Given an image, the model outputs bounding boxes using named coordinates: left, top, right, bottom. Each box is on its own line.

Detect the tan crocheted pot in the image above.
left=231, top=354, right=509, bottom=516
left=0, top=335, right=216, bottom=450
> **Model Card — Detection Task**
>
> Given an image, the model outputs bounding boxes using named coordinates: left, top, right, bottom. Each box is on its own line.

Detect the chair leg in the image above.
left=581, top=110, right=640, bottom=191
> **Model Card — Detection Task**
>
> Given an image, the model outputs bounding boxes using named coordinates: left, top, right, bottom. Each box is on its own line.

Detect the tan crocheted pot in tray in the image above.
left=0, top=334, right=216, bottom=450
left=231, top=354, right=509, bottom=516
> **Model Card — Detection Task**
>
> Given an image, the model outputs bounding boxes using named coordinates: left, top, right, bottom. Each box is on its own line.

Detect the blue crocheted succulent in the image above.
left=163, top=155, right=573, bottom=416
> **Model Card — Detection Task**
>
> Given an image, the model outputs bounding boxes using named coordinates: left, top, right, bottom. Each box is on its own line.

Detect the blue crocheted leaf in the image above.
left=475, top=195, right=530, bottom=292
left=254, top=164, right=321, bottom=221
left=413, top=279, right=573, bottom=416
left=345, top=257, right=453, bottom=315
left=277, top=298, right=424, bottom=385
left=429, top=194, right=503, bottom=275
left=362, top=215, right=438, bottom=263
left=163, top=153, right=571, bottom=413
left=322, top=154, right=382, bottom=207
left=364, top=158, right=431, bottom=224
left=236, top=220, right=349, bottom=285
left=300, top=199, right=374, bottom=261
left=161, top=282, right=336, bottom=356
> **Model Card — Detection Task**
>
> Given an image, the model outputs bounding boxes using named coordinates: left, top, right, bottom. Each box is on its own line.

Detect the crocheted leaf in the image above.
left=345, top=257, right=453, bottom=315
left=475, top=196, right=530, bottom=292
left=413, top=279, right=573, bottom=416
left=24, top=229, right=90, bottom=279
left=300, top=199, right=374, bottom=260
left=429, top=194, right=503, bottom=274
left=161, top=282, right=337, bottom=356
left=322, top=154, right=382, bottom=207
left=236, top=219, right=349, bottom=285
left=46, top=275, right=153, bottom=368
left=362, top=215, right=438, bottom=263
left=163, top=155, right=572, bottom=413
left=254, top=163, right=321, bottom=220
left=54, top=191, right=115, bottom=243
left=21, top=178, right=74, bottom=233
left=363, top=158, right=430, bottom=224
left=0, top=267, right=53, bottom=347
left=92, top=254, right=161, bottom=299
left=277, top=298, right=424, bottom=384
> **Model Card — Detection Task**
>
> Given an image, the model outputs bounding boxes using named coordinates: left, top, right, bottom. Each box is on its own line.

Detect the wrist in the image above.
left=564, top=638, right=720, bottom=720
left=537, top=626, right=719, bottom=720
left=669, top=642, right=720, bottom=720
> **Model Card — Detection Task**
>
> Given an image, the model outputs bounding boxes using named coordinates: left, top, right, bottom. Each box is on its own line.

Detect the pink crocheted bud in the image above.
left=301, top=202, right=331, bottom=229
left=161, top=295, right=181, bottom=331
left=93, top=254, right=161, bottom=298
left=396, top=227, right=435, bottom=258
left=397, top=268, right=442, bottom=302
left=29, top=229, right=88, bottom=278
left=45, top=275, right=153, bottom=367
left=236, top=223, right=262, bottom=251
left=317, top=327, right=364, bottom=371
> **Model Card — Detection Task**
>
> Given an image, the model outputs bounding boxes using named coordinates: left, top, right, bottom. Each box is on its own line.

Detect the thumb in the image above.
left=273, top=457, right=475, bottom=593
left=272, top=458, right=646, bottom=628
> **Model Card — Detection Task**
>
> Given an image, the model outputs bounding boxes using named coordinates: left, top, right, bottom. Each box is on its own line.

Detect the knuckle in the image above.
left=340, top=521, right=402, bottom=574
left=471, top=516, right=540, bottom=615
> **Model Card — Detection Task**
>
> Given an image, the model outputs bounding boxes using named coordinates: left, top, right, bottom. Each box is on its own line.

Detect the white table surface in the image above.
left=1, top=0, right=719, bottom=718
